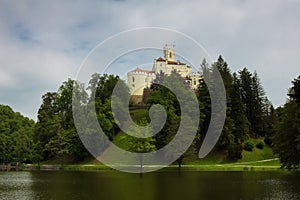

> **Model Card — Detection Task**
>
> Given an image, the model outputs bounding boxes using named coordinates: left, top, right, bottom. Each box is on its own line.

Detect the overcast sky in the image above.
left=0, top=0, right=299, bottom=120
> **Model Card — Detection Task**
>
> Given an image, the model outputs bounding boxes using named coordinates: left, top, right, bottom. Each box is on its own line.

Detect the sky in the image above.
left=0, top=0, right=299, bottom=120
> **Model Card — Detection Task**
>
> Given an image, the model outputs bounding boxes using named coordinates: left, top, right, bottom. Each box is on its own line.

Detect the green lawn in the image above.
left=239, top=139, right=276, bottom=163
left=112, top=131, right=132, bottom=151
left=129, top=109, right=148, bottom=122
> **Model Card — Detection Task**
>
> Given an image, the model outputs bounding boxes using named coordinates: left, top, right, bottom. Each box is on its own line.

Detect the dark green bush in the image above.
left=256, top=141, right=265, bottom=149
left=264, top=137, right=272, bottom=146
left=228, top=143, right=243, bottom=159
left=244, top=141, right=255, bottom=151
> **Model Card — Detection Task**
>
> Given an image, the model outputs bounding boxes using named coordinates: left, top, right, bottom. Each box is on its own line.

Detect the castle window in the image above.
left=132, top=77, right=135, bottom=82
left=169, top=52, right=172, bottom=58
left=194, top=80, right=196, bottom=85
left=132, top=84, right=135, bottom=87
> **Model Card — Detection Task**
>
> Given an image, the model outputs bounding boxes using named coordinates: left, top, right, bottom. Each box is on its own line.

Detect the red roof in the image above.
left=167, top=61, right=186, bottom=65
left=167, top=61, right=178, bottom=64
left=130, top=67, right=155, bottom=74
left=184, top=76, right=192, bottom=80
left=155, top=57, right=186, bottom=65
left=156, top=57, right=166, bottom=62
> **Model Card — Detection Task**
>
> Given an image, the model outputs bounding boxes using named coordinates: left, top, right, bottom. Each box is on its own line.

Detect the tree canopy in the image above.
left=0, top=104, right=36, bottom=163
left=2, top=58, right=297, bottom=167
left=273, top=75, right=300, bottom=169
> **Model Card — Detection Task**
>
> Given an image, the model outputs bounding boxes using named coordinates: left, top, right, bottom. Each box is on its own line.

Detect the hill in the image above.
left=108, top=109, right=279, bottom=168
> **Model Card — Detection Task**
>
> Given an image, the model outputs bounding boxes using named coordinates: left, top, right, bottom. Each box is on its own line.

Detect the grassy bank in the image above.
left=26, top=162, right=283, bottom=172
left=28, top=150, right=282, bottom=172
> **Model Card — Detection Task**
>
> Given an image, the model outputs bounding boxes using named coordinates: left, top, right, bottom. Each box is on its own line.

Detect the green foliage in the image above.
left=90, top=73, right=129, bottom=140
left=228, top=143, right=243, bottom=159
left=130, top=109, right=148, bottom=122
left=147, top=72, right=182, bottom=150
left=230, top=73, right=250, bottom=143
left=273, top=102, right=300, bottom=169
left=264, top=137, right=272, bottom=146
left=288, top=75, right=300, bottom=105
left=34, top=79, right=90, bottom=162
left=127, top=119, right=156, bottom=153
left=197, top=56, right=272, bottom=159
left=126, top=119, right=156, bottom=169
left=0, top=104, right=36, bottom=163
left=148, top=72, right=199, bottom=168
left=272, top=75, right=300, bottom=169
left=197, top=59, right=210, bottom=150
left=256, top=141, right=265, bottom=149
left=33, top=74, right=130, bottom=163
left=244, top=141, right=255, bottom=151
left=1, top=56, right=282, bottom=166
left=241, top=142, right=276, bottom=162
left=238, top=69, right=270, bottom=137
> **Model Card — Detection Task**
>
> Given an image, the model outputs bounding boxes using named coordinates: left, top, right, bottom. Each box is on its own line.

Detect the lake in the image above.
left=0, top=170, right=299, bottom=200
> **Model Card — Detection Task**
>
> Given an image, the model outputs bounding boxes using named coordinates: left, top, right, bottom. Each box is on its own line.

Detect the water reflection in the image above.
left=0, top=171, right=35, bottom=200
left=0, top=171, right=299, bottom=200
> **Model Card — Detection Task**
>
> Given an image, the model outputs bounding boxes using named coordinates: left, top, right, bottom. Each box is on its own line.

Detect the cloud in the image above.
left=0, top=0, right=299, bottom=119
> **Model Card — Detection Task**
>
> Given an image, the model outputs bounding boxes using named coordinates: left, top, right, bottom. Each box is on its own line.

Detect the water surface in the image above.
left=0, top=170, right=299, bottom=200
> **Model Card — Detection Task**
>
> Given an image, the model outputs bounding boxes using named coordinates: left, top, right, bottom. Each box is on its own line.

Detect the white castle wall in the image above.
left=190, top=72, right=202, bottom=90
left=127, top=45, right=202, bottom=97
left=127, top=71, right=155, bottom=96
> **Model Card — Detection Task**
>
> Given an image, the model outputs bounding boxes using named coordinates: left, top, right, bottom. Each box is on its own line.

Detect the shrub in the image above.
left=228, top=143, right=243, bottom=159
left=244, top=141, right=255, bottom=151
left=256, top=141, right=265, bottom=149
left=264, top=137, right=272, bottom=146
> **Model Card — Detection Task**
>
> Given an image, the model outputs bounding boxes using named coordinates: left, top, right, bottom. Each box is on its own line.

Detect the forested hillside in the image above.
left=0, top=56, right=299, bottom=169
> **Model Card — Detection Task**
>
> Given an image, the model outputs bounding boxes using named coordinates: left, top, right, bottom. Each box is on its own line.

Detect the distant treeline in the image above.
left=0, top=55, right=299, bottom=168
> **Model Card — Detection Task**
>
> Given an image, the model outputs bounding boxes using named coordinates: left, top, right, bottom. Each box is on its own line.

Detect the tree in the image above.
left=148, top=71, right=199, bottom=168
left=288, top=75, right=300, bottom=105
left=0, top=104, right=36, bottom=163
left=89, top=73, right=130, bottom=140
left=34, top=92, right=62, bottom=160
left=230, top=73, right=249, bottom=143
left=251, top=71, right=266, bottom=136
left=147, top=72, right=182, bottom=150
left=239, top=68, right=255, bottom=132
left=34, top=79, right=89, bottom=162
left=127, top=119, right=156, bottom=171
left=165, top=115, right=197, bottom=170
left=56, top=79, right=89, bottom=161
left=197, top=59, right=211, bottom=150
left=273, top=101, right=300, bottom=169
left=273, top=75, right=300, bottom=169
left=263, top=101, right=278, bottom=145
left=239, top=69, right=267, bottom=137
left=212, top=56, right=235, bottom=150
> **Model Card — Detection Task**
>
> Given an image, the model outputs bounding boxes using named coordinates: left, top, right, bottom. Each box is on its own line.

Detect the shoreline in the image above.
left=9, top=163, right=292, bottom=172
left=1, top=158, right=290, bottom=172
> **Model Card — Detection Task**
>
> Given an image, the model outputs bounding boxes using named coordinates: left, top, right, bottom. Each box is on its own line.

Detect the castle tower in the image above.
left=163, top=44, right=175, bottom=62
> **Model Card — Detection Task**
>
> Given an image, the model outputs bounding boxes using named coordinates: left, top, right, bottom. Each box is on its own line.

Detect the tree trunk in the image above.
left=139, top=155, right=143, bottom=173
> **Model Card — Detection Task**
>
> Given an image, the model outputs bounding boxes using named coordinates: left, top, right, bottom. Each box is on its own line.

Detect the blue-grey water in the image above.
left=0, top=170, right=299, bottom=200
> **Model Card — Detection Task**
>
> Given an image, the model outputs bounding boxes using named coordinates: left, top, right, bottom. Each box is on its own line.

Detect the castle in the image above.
left=127, top=45, right=202, bottom=103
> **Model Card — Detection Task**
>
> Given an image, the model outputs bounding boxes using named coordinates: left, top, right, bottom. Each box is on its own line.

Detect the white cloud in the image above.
left=0, top=0, right=299, bottom=119
left=0, top=68, right=15, bottom=87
